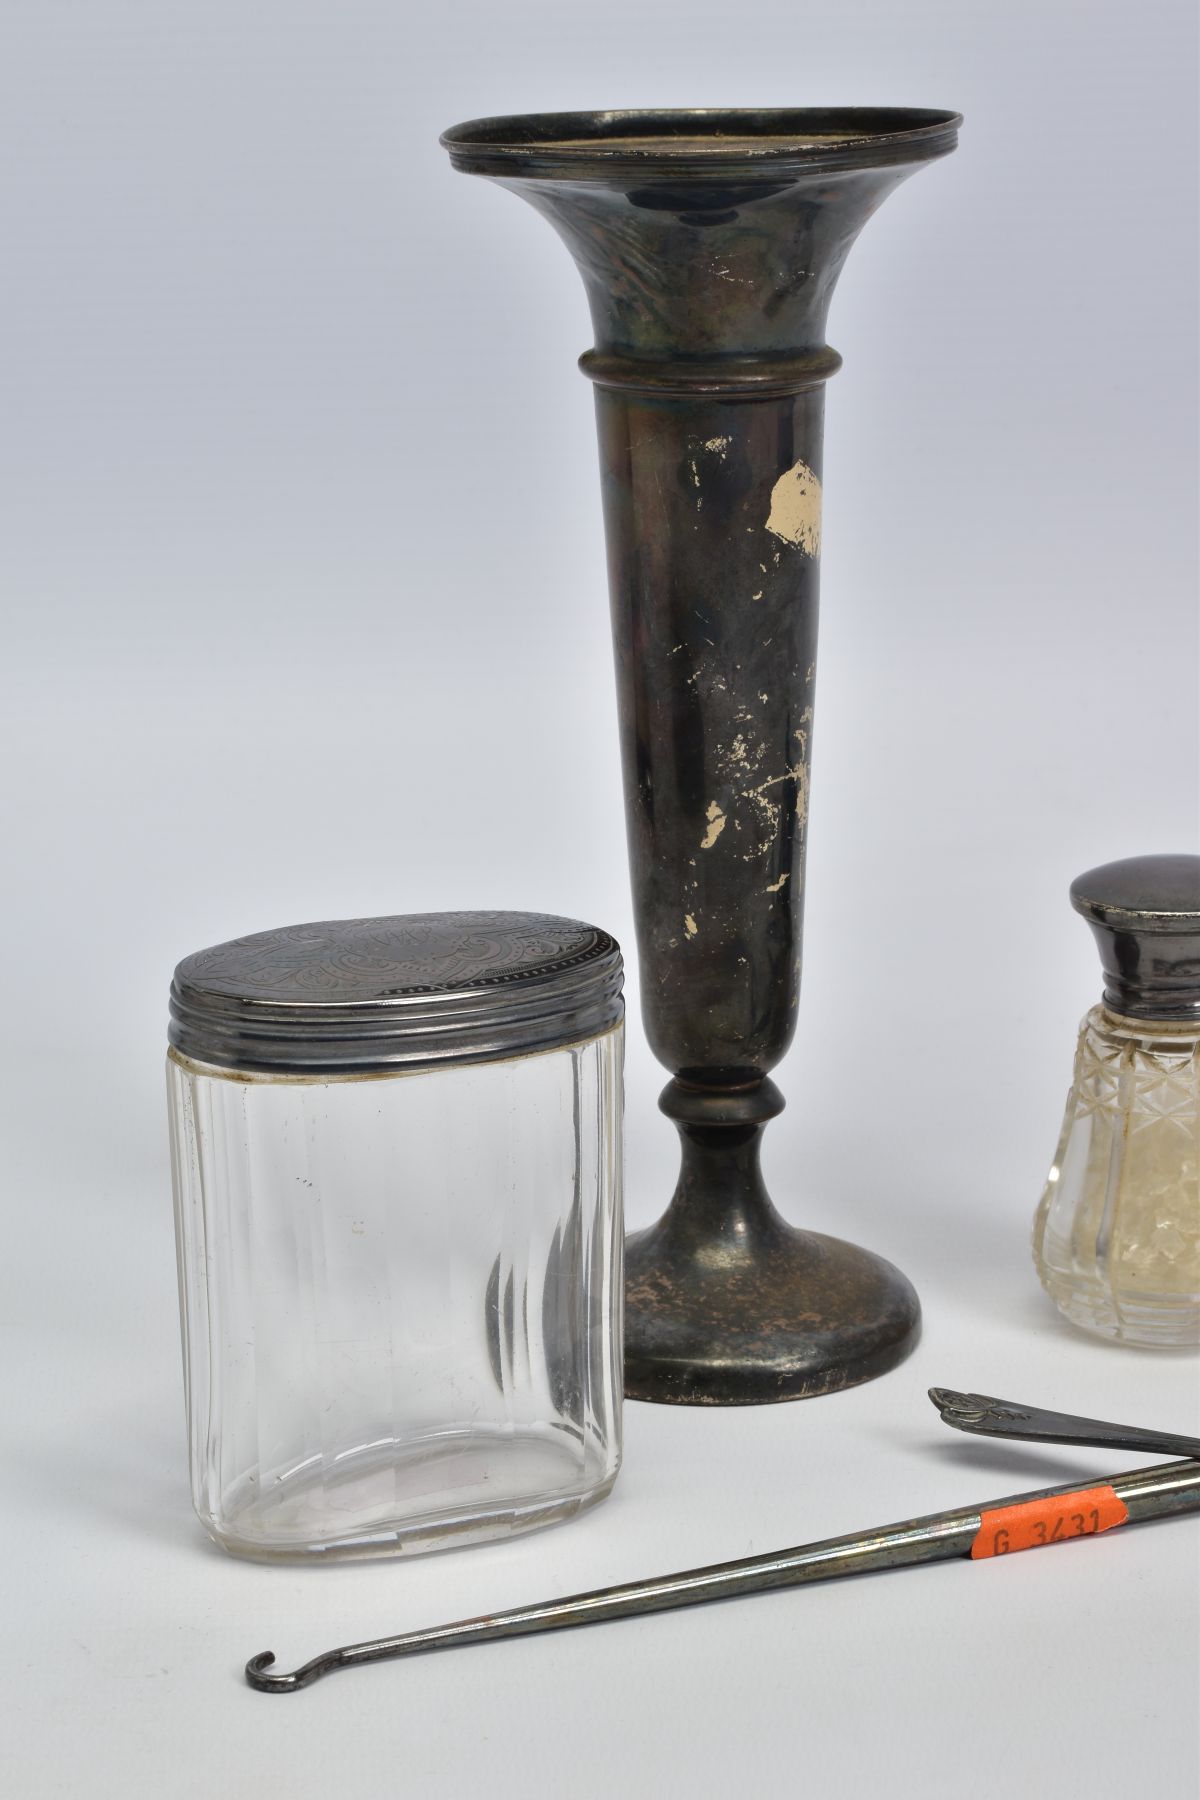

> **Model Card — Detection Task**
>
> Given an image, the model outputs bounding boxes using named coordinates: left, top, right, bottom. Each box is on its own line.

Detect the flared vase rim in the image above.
left=441, top=106, right=961, bottom=181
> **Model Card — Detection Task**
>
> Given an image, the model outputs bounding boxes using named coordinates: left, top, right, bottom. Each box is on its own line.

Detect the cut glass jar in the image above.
left=167, top=911, right=624, bottom=1560
left=1032, top=856, right=1200, bottom=1347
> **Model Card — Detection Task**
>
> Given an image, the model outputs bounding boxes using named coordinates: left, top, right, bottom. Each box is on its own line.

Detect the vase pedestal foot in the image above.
left=624, top=1219, right=921, bottom=1406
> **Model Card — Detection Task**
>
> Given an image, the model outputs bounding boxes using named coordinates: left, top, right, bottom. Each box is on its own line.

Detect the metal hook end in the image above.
left=245, top=1651, right=292, bottom=1692
left=245, top=1648, right=346, bottom=1693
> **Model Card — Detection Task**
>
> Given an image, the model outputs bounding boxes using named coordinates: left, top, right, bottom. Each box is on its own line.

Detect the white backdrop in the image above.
left=2, top=4, right=1197, bottom=1796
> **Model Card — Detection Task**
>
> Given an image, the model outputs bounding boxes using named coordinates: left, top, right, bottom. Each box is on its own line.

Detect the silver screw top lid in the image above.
left=1070, top=854, right=1200, bottom=1023
left=169, top=911, right=624, bottom=1075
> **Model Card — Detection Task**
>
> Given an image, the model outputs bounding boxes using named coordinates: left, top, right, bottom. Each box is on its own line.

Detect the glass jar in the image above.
left=1033, top=856, right=1200, bottom=1347
left=167, top=911, right=624, bottom=1560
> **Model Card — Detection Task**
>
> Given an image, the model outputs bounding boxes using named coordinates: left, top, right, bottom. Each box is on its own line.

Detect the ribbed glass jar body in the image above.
left=1032, top=1005, right=1199, bottom=1347
left=168, top=1027, right=623, bottom=1560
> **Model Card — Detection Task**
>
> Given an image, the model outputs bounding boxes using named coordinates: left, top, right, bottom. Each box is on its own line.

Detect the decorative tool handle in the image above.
left=245, top=1457, right=1200, bottom=1692
left=928, top=1387, right=1200, bottom=1463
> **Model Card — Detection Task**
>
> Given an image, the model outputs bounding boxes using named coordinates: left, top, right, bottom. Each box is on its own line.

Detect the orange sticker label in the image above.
left=971, top=1485, right=1129, bottom=1559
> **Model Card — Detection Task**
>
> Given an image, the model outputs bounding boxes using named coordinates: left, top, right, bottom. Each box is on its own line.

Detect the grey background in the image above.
left=2, top=3, right=1197, bottom=1796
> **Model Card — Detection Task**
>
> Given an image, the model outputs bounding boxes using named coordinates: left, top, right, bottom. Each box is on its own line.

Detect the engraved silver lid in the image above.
left=169, top=911, right=624, bottom=1075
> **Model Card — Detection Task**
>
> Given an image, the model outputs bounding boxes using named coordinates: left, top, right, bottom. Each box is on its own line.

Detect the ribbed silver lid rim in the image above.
left=169, top=911, right=624, bottom=1075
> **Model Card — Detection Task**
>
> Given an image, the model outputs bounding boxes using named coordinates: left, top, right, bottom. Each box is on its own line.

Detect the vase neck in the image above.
left=499, top=165, right=916, bottom=365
